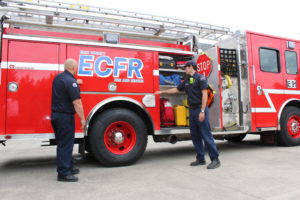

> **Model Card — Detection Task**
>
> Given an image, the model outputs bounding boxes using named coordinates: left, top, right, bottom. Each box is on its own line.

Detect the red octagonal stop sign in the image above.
left=196, top=54, right=212, bottom=77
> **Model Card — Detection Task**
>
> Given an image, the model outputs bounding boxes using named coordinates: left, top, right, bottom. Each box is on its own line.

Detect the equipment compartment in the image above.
left=158, top=54, right=191, bottom=128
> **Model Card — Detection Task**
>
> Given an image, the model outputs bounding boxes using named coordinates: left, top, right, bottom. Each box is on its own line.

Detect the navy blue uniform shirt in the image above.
left=51, top=70, right=81, bottom=114
left=177, top=73, right=208, bottom=107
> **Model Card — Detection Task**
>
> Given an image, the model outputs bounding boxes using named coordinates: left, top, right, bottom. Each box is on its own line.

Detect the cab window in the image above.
left=259, top=48, right=280, bottom=73
left=285, top=51, right=298, bottom=74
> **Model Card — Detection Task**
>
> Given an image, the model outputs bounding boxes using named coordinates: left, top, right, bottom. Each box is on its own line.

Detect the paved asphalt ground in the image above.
left=0, top=135, right=300, bottom=200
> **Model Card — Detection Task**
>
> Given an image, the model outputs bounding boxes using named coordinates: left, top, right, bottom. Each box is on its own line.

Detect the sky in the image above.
left=60, top=0, right=300, bottom=40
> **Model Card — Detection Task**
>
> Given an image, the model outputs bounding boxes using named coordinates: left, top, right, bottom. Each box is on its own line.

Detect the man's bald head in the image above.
left=64, top=59, right=78, bottom=75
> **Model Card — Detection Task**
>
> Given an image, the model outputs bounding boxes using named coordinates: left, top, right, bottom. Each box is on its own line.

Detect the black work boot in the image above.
left=71, top=167, right=80, bottom=175
left=57, top=174, right=79, bottom=182
left=207, top=158, right=221, bottom=169
left=190, top=159, right=206, bottom=166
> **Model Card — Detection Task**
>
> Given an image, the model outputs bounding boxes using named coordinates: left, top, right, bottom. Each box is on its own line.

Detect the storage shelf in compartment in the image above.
left=159, top=68, right=185, bottom=73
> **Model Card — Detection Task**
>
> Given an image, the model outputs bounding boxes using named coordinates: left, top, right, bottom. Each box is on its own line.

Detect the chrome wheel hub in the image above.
left=291, top=121, right=299, bottom=133
left=113, top=132, right=125, bottom=144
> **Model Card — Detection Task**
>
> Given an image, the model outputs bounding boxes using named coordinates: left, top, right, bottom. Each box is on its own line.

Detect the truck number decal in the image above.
left=286, top=80, right=297, bottom=89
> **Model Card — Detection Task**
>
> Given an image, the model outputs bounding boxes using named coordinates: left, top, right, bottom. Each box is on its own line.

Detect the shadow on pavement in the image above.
left=0, top=154, right=100, bottom=173
left=140, top=136, right=277, bottom=164
left=0, top=136, right=278, bottom=171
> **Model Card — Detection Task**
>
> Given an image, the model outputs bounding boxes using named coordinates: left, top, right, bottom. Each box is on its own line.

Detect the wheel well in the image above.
left=279, top=100, right=300, bottom=128
left=87, top=101, right=154, bottom=136
left=284, top=101, right=300, bottom=109
left=280, top=100, right=300, bottom=119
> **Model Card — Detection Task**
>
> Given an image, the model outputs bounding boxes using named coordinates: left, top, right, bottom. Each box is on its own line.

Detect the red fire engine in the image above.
left=1, top=0, right=300, bottom=166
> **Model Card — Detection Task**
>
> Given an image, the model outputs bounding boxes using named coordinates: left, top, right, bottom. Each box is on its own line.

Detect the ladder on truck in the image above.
left=0, top=0, right=232, bottom=51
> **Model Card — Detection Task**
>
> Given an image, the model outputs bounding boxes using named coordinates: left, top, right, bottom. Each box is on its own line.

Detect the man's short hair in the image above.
left=64, top=58, right=77, bottom=70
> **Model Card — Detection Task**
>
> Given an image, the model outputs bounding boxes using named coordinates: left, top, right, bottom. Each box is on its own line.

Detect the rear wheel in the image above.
left=89, top=108, right=148, bottom=166
left=278, top=106, right=300, bottom=146
left=225, top=134, right=247, bottom=142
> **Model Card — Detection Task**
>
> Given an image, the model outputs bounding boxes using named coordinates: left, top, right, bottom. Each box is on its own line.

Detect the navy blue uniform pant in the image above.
left=51, top=112, right=75, bottom=176
left=189, top=107, right=219, bottom=161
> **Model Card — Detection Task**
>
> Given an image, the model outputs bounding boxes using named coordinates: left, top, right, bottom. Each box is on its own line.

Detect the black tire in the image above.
left=278, top=106, right=300, bottom=146
left=89, top=108, right=148, bottom=166
left=225, top=134, right=247, bottom=143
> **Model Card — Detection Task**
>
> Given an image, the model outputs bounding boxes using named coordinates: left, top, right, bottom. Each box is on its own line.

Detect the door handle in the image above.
left=252, top=65, right=256, bottom=85
left=8, top=82, right=19, bottom=92
left=257, top=85, right=262, bottom=95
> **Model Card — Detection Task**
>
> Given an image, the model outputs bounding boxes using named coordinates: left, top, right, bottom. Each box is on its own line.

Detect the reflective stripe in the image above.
left=81, top=92, right=151, bottom=95
left=252, top=89, right=300, bottom=113
left=3, top=133, right=84, bottom=140
left=1, top=61, right=64, bottom=71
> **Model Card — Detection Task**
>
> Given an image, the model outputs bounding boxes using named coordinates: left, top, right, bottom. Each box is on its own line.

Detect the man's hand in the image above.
left=80, top=119, right=86, bottom=130
left=155, top=88, right=179, bottom=95
left=199, top=112, right=205, bottom=122
left=77, top=79, right=83, bottom=85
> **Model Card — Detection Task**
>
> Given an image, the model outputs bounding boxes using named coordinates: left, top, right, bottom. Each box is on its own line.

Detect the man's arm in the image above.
left=199, top=89, right=208, bottom=122
left=73, top=99, right=86, bottom=129
left=155, top=87, right=179, bottom=95
left=201, top=89, right=208, bottom=111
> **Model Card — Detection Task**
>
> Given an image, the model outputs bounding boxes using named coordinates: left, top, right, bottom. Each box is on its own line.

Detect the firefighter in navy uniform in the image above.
left=51, top=59, right=86, bottom=182
left=155, top=61, right=220, bottom=169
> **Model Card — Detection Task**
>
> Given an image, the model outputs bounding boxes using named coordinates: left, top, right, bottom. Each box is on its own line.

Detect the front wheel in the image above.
left=278, top=106, right=300, bottom=146
left=89, top=108, right=148, bottom=166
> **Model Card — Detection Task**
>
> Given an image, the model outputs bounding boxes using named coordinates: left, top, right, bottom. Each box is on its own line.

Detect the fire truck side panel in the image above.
left=248, top=32, right=284, bottom=129
left=5, top=40, right=60, bottom=134
left=0, top=39, right=8, bottom=137
left=66, top=45, right=159, bottom=133
left=67, top=45, right=154, bottom=93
